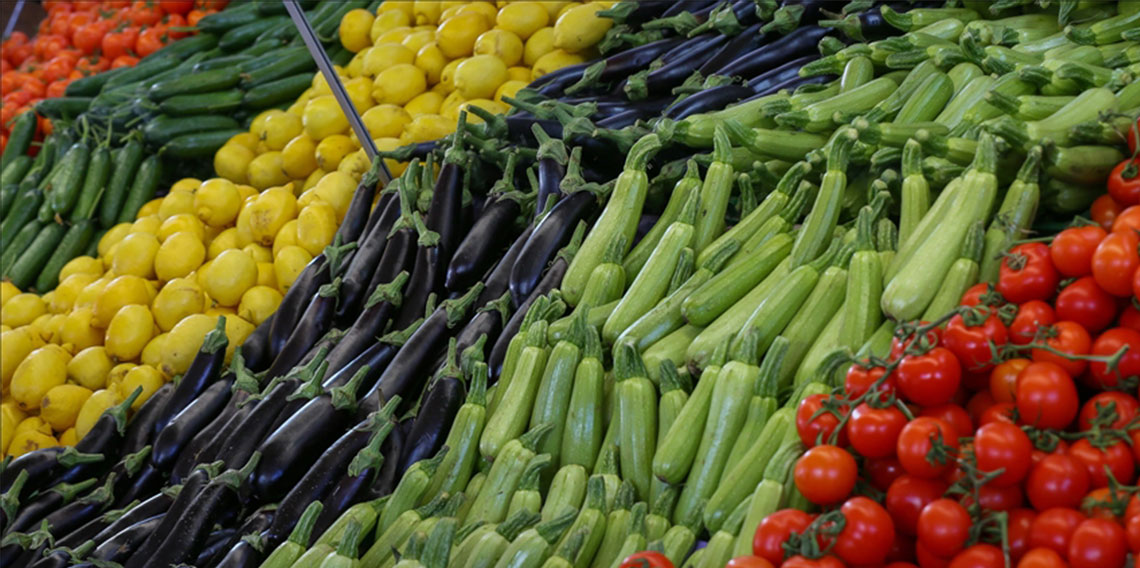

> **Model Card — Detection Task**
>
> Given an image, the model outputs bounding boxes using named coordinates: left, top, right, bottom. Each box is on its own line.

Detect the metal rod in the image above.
left=283, top=0, right=391, bottom=185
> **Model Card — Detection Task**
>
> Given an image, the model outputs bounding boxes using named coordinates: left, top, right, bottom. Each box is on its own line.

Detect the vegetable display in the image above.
left=1, top=0, right=1139, bottom=567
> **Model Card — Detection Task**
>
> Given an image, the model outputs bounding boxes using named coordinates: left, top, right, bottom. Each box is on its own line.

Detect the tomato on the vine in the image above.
left=794, top=445, right=857, bottom=505
left=620, top=551, right=674, bottom=568
left=1029, top=508, right=1086, bottom=556
left=753, top=509, right=813, bottom=564
left=1126, top=515, right=1140, bottom=555
left=724, top=556, right=773, bottom=568
left=1107, top=159, right=1140, bottom=207
left=959, top=283, right=992, bottom=307
left=973, top=422, right=1033, bottom=487
left=1120, top=304, right=1140, bottom=332
left=1007, top=509, right=1036, bottom=561
left=1017, top=548, right=1067, bottom=568
left=917, top=405, right=973, bottom=444
left=999, top=243, right=1060, bottom=304
left=1092, top=194, right=1124, bottom=231
left=1068, top=439, right=1135, bottom=488
left=890, top=325, right=943, bottom=360
left=1054, top=276, right=1119, bottom=334
left=1078, top=391, right=1139, bottom=430
left=1009, top=301, right=1056, bottom=345
left=1028, top=454, right=1090, bottom=510
left=847, top=404, right=907, bottom=459
left=828, top=497, right=895, bottom=566
left=886, top=475, right=948, bottom=536
left=1088, top=328, right=1140, bottom=389
left=1092, top=230, right=1140, bottom=297
left=1051, top=225, right=1108, bottom=277
left=1030, top=321, right=1092, bottom=378
left=864, top=457, right=905, bottom=492
left=781, top=556, right=845, bottom=568
left=843, top=364, right=892, bottom=401
left=896, top=417, right=959, bottom=479
left=990, top=358, right=1030, bottom=403
left=1016, top=361, right=1080, bottom=429
left=943, top=313, right=1008, bottom=373
left=916, top=499, right=972, bottom=558
left=1068, top=518, right=1128, bottom=568
left=949, top=544, right=1004, bottom=568
left=795, top=394, right=848, bottom=448
left=896, top=347, right=961, bottom=407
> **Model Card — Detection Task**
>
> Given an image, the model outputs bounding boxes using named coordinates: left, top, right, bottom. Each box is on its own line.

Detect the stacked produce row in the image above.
left=1, top=0, right=1140, bottom=567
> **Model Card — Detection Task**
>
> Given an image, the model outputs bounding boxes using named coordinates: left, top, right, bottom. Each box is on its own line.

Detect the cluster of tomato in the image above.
left=1091, top=118, right=1140, bottom=235
left=724, top=207, right=1140, bottom=566
left=0, top=0, right=226, bottom=146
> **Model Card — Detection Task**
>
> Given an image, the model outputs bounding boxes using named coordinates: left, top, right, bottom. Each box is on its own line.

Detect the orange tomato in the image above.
left=34, top=35, right=69, bottom=61
left=110, top=55, right=139, bottom=69
left=164, top=14, right=188, bottom=38
left=102, top=28, right=139, bottom=61
left=160, top=0, right=195, bottom=15
left=127, top=1, right=164, bottom=26
left=73, top=22, right=106, bottom=55
left=186, top=9, right=207, bottom=26
left=41, top=56, right=74, bottom=83
left=46, top=80, right=69, bottom=98
left=18, top=76, right=45, bottom=99
left=39, top=115, right=54, bottom=136
left=136, top=27, right=166, bottom=58
left=67, top=11, right=95, bottom=38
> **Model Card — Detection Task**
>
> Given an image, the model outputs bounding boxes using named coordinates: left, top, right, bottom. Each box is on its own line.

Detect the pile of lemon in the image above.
left=213, top=0, right=614, bottom=189
left=0, top=164, right=357, bottom=458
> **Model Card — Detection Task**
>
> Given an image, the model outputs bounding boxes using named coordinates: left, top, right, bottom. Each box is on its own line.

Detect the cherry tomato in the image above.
left=1078, top=391, right=1140, bottom=431
left=890, top=326, right=943, bottom=361
left=915, top=540, right=951, bottom=568
left=1134, top=266, right=1140, bottom=302
left=829, top=497, right=895, bottom=566
left=916, top=499, right=971, bottom=558
left=160, top=0, right=195, bottom=14
left=917, top=405, right=972, bottom=445
left=1068, top=518, right=1127, bottom=568
left=1030, top=321, right=1092, bottom=378
left=843, top=364, right=892, bottom=401
left=110, top=55, right=139, bottom=69
left=1126, top=515, right=1140, bottom=555
left=895, top=348, right=961, bottom=408
left=1092, top=230, right=1140, bottom=297
left=1051, top=225, right=1108, bottom=277
left=1007, top=509, right=1036, bottom=561
left=1088, top=328, right=1140, bottom=389
left=958, top=481, right=1025, bottom=512
left=1016, top=548, right=1068, bottom=568
left=959, top=283, right=992, bottom=307
left=1009, top=301, right=1056, bottom=345
left=794, top=445, right=857, bottom=506
left=989, top=358, right=1030, bottom=403
left=999, top=243, right=1060, bottom=304
left=102, top=27, right=139, bottom=61
left=620, top=551, right=674, bottom=568
left=1054, top=277, right=1119, bottom=334
left=1069, top=439, right=1135, bottom=488
left=965, top=390, right=997, bottom=425
left=1029, top=508, right=1086, bottom=557
left=781, top=556, right=845, bottom=568
left=847, top=404, right=907, bottom=459
left=1027, top=454, right=1090, bottom=510
left=135, top=26, right=167, bottom=58
left=1081, top=486, right=1131, bottom=521
left=795, top=394, right=848, bottom=448
left=753, top=509, right=813, bottom=564
left=865, top=457, right=906, bottom=492
left=1016, top=361, right=1079, bottom=430
left=1112, top=205, right=1140, bottom=235
left=1091, top=194, right=1123, bottom=231
left=949, top=544, right=1004, bottom=568
left=724, top=557, right=773, bottom=568
left=896, top=417, right=959, bottom=479
left=1107, top=159, right=1140, bottom=206
left=1121, top=304, right=1140, bottom=332
left=126, top=1, right=163, bottom=26
left=973, top=422, right=1033, bottom=487
left=943, top=313, right=1008, bottom=373
left=886, top=475, right=948, bottom=537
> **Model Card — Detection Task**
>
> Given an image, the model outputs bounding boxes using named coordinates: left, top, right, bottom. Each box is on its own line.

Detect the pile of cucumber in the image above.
left=0, top=0, right=370, bottom=293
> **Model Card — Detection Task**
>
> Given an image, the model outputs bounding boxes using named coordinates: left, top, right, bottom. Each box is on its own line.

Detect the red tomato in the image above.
left=1068, top=518, right=1127, bottom=568
left=999, top=243, right=1060, bottom=304
left=1126, top=515, right=1140, bottom=555
left=890, top=326, right=943, bottom=361
left=1054, top=277, right=1119, bottom=334
left=1051, top=225, right=1108, bottom=277
left=916, top=499, right=971, bottom=558
left=965, top=390, right=996, bottom=425
left=1092, top=231, right=1140, bottom=297
left=1113, top=205, right=1140, bottom=235
left=847, top=404, right=907, bottom=459
left=126, top=1, right=163, bottom=26
left=886, top=475, right=948, bottom=537
left=958, top=481, right=1025, bottom=512
left=948, top=544, right=1004, bottom=568
left=620, top=552, right=674, bottom=568
left=795, top=394, right=848, bottom=448
left=110, top=55, right=139, bottom=69
left=887, top=564, right=919, bottom=568
left=1092, top=194, right=1123, bottom=231
left=794, top=445, right=857, bottom=506
left=915, top=540, right=951, bottom=568
left=973, top=422, right=1033, bottom=487
left=1088, top=328, right=1140, bottom=389
left=41, top=56, right=74, bottom=83
left=135, top=27, right=167, bottom=58
left=1007, top=509, right=1036, bottom=561
left=102, top=28, right=140, bottom=61
left=864, top=457, right=905, bottom=492
left=896, top=417, right=959, bottom=479
left=1134, top=266, right=1140, bottom=301
left=1030, top=321, right=1092, bottom=378
left=1108, top=159, right=1140, bottom=206
left=1017, top=548, right=1068, bottom=568
left=829, top=497, right=895, bottom=566
left=160, top=0, right=195, bottom=14
left=1009, top=301, right=1056, bottom=345
left=843, top=364, right=892, bottom=401
left=1082, top=486, right=1131, bottom=521
left=1029, top=508, right=1086, bottom=557
left=1120, top=304, right=1140, bottom=332
left=1069, top=439, right=1135, bottom=488
left=1016, top=361, right=1079, bottom=429
left=45, top=80, right=68, bottom=98
left=1078, top=391, right=1140, bottom=431
left=1027, top=454, right=1090, bottom=510
left=959, top=283, right=992, bottom=307
left=917, top=405, right=972, bottom=446
left=943, top=313, right=1008, bottom=373
left=724, top=556, right=773, bottom=568
left=896, top=348, right=961, bottom=407
left=781, top=556, right=845, bottom=568
left=989, top=358, right=1030, bottom=403
left=753, top=509, right=813, bottom=564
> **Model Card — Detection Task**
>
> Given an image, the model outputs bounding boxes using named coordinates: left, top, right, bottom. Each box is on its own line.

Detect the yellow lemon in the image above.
left=26, top=312, right=53, bottom=345
left=404, top=91, right=444, bottom=117
left=194, top=178, right=241, bottom=228
left=1, top=293, right=45, bottom=328
left=303, top=96, right=350, bottom=141
left=362, top=104, right=412, bottom=140
left=170, top=178, right=201, bottom=193
left=51, top=273, right=97, bottom=314
left=440, top=90, right=467, bottom=120
left=247, top=151, right=290, bottom=190
left=74, top=276, right=110, bottom=310
left=459, top=2, right=498, bottom=23
left=531, top=49, right=586, bottom=79
left=281, top=134, right=320, bottom=180
left=221, top=314, right=254, bottom=362
left=251, top=109, right=284, bottom=140
left=141, top=333, right=166, bottom=368
left=238, top=286, right=283, bottom=326
left=314, top=171, right=357, bottom=219
left=378, top=0, right=415, bottom=18
left=273, top=219, right=300, bottom=258
left=98, top=223, right=132, bottom=257
left=106, top=363, right=135, bottom=389
left=59, top=256, right=103, bottom=282
left=14, top=415, right=52, bottom=438
left=372, top=64, right=428, bottom=106
left=302, top=168, right=326, bottom=192
left=438, top=57, right=465, bottom=93
left=110, top=232, right=159, bottom=279
left=58, top=428, right=77, bottom=446
left=553, top=3, right=611, bottom=52
left=523, top=26, right=556, bottom=66
left=40, top=384, right=93, bottom=432
left=154, top=232, right=207, bottom=282
left=363, top=42, right=416, bottom=79
left=406, top=113, right=456, bottom=142
left=274, top=246, right=313, bottom=292
left=453, top=54, right=508, bottom=99
left=1, top=281, right=20, bottom=306
left=297, top=202, right=339, bottom=256
left=11, top=344, right=71, bottom=410
left=371, top=9, right=412, bottom=43
left=75, top=389, right=122, bottom=439
left=1, top=403, right=26, bottom=454
left=246, top=186, right=297, bottom=247
left=377, top=26, right=414, bottom=45
left=242, top=244, right=273, bottom=264
left=130, top=215, right=161, bottom=236
left=337, top=149, right=372, bottom=180
left=228, top=131, right=260, bottom=152
left=261, top=111, right=304, bottom=151
left=1, top=328, right=38, bottom=390
left=204, top=250, right=258, bottom=307
left=207, top=227, right=241, bottom=260
left=494, top=80, right=527, bottom=103
left=61, top=307, right=103, bottom=351
left=157, top=189, right=195, bottom=221
left=257, top=262, right=277, bottom=288
left=497, top=2, right=550, bottom=40
left=104, top=305, right=155, bottom=362
left=339, top=8, right=375, bottom=52
left=7, top=428, right=57, bottom=457
left=342, top=76, right=375, bottom=114
left=414, top=42, right=449, bottom=84
left=437, top=11, right=491, bottom=58
left=474, top=29, right=524, bottom=66
left=157, top=213, right=206, bottom=244
left=457, top=99, right=509, bottom=124
left=214, top=143, right=254, bottom=184
left=117, top=365, right=165, bottom=410
left=236, top=183, right=259, bottom=204
left=413, top=0, right=442, bottom=25
left=137, top=197, right=163, bottom=218
left=315, top=135, right=357, bottom=171
left=401, top=29, right=436, bottom=54
left=67, top=346, right=113, bottom=390
left=507, top=66, right=531, bottom=82
left=540, top=1, right=572, bottom=18
left=94, top=275, right=151, bottom=328
left=161, top=313, right=217, bottom=376
left=152, top=277, right=206, bottom=332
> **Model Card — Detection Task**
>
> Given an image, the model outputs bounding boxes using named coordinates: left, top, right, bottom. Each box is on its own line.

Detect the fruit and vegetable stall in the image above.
left=1, top=0, right=1140, bottom=566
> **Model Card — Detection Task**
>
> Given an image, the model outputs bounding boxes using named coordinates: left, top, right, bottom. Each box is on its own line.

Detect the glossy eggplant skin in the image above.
left=716, top=26, right=829, bottom=78
left=476, top=225, right=532, bottom=308
left=698, top=23, right=768, bottom=75
left=267, top=255, right=329, bottom=358
left=122, top=382, right=175, bottom=454
left=397, top=376, right=465, bottom=472
left=309, top=424, right=401, bottom=539
left=262, top=285, right=339, bottom=380
left=360, top=190, right=400, bottom=245
left=447, top=196, right=522, bottom=293
left=201, top=505, right=276, bottom=568
left=120, top=466, right=212, bottom=565
left=195, top=527, right=239, bottom=567
left=665, top=84, right=756, bottom=120
left=335, top=208, right=394, bottom=326
left=392, top=242, right=443, bottom=330
left=510, top=191, right=594, bottom=307
left=333, top=176, right=380, bottom=245
left=151, top=376, right=234, bottom=470
left=240, top=313, right=273, bottom=372
left=89, top=514, right=166, bottom=563
left=90, top=490, right=174, bottom=548
left=362, top=225, right=415, bottom=314
left=643, top=33, right=731, bottom=94
left=251, top=394, right=358, bottom=501
left=489, top=256, right=569, bottom=379
left=111, top=462, right=164, bottom=509
left=170, top=390, right=250, bottom=483
left=152, top=335, right=227, bottom=438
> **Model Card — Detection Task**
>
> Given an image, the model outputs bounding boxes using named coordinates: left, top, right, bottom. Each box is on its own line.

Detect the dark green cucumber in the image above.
left=69, top=145, right=112, bottom=223
left=0, top=220, right=43, bottom=276
left=48, top=142, right=92, bottom=217
left=34, top=97, right=93, bottom=119
left=143, top=32, right=219, bottom=61
left=160, top=89, right=245, bottom=116
left=117, top=155, right=162, bottom=224
left=240, top=49, right=315, bottom=88
left=0, top=184, right=17, bottom=216
left=101, top=54, right=182, bottom=92
left=237, top=46, right=308, bottom=73
left=1, top=156, right=32, bottom=187
left=65, top=66, right=131, bottom=97
left=196, top=4, right=260, bottom=34
left=219, top=17, right=289, bottom=52
left=160, top=129, right=244, bottom=159
left=2, top=189, right=43, bottom=244
left=8, top=222, right=66, bottom=290
left=99, top=139, right=144, bottom=228
left=192, top=54, right=254, bottom=72
left=35, top=220, right=96, bottom=292
left=1, top=112, right=37, bottom=169
left=242, top=73, right=314, bottom=110
left=143, top=115, right=240, bottom=146
left=149, top=68, right=242, bottom=100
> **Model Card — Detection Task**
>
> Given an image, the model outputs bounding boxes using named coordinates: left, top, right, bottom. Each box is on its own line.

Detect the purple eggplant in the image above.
left=448, top=153, right=529, bottom=293
left=151, top=374, right=234, bottom=470
left=699, top=23, right=769, bottom=75
left=263, top=278, right=342, bottom=379
left=747, top=53, right=821, bottom=93
left=199, top=504, right=276, bottom=568
left=639, top=33, right=731, bottom=95
left=716, top=26, right=829, bottom=78
left=510, top=191, right=593, bottom=307
left=121, top=383, right=173, bottom=455
left=475, top=224, right=533, bottom=307
left=120, top=460, right=222, bottom=565
left=89, top=514, right=165, bottom=563
left=213, top=533, right=268, bottom=568
left=426, top=122, right=467, bottom=264
left=665, top=84, right=756, bottom=119
left=151, top=318, right=228, bottom=438
left=239, top=312, right=273, bottom=372
left=333, top=161, right=384, bottom=245
left=392, top=214, right=446, bottom=330
left=109, top=461, right=163, bottom=511
left=25, top=541, right=94, bottom=568
left=327, top=273, right=410, bottom=374
left=88, top=487, right=175, bottom=547
left=361, top=216, right=415, bottom=310
left=562, top=35, right=685, bottom=97
left=490, top=247, right=574, bottom=378
left=5, top=478, right=97, bottom=538
left=195, top=527, right=238, bottom=566
left=448, top=295, right=510, bottom=370
left=334, top=219, right=392, bottom=326
left=19, top=477, right=116, bottom=564
left=267, top=254, right=329, bottom=357
left=397, top=361, right=465, bottom=471
left=169, top=385, right=251, bottom=483
left=309, top=411, right=399, bottom=538
left=94, top=446, right=154, bottom=512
